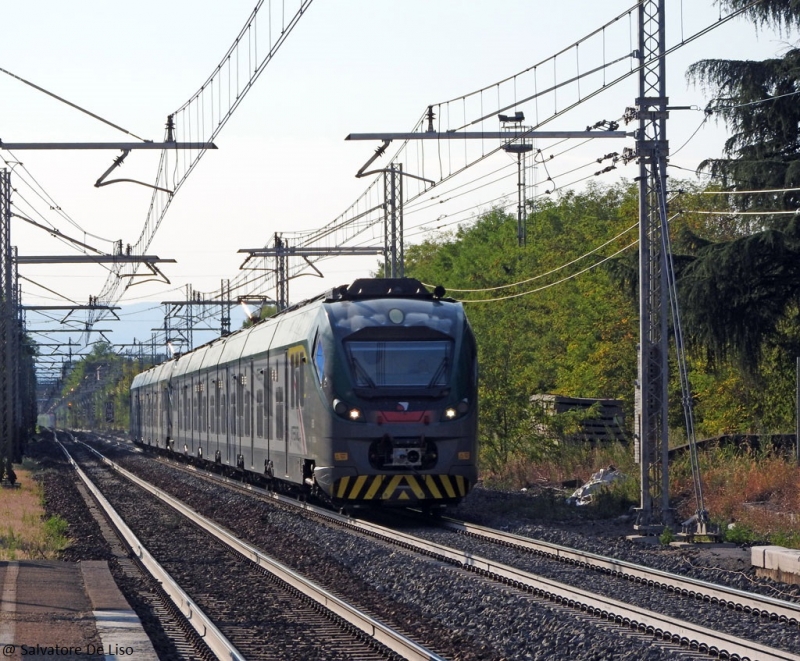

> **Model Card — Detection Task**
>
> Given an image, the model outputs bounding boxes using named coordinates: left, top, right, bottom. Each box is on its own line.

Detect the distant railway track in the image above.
left=80, top=431, right=800, bottom=661
left=59, top=434, right=443, bottom=661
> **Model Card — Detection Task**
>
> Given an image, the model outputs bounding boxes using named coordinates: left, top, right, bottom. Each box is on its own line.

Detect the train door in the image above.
left=195, top=375, right=205, bottom=455
left=248, top=359, right=255, bottom=468
left=132, top=392, right=141, bottom=441
left=287, top=346, right=307, bottom=475
left=235, top=363, right=244, bottom=467
left=202, top=372, right=209, bottom=456
left=165, top=382, right=174, bottom=444
left=216, top=370, right=223, bottom=461
left=183, top=381, right=190, bottom=446
left=283, top=351, right=291, bottom=475
left=224, top=364, right=232, bottom=465
left=157, top=385, right=163, bottom=444
left=265, top=355, right=273, bottom=476
left=271, top=352, right=288, bottom=476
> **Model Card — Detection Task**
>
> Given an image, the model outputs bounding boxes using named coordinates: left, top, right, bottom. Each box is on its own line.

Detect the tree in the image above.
left=59, top=343, right=139, bottom=431
left=678, top=1, right=800, bottom=369
left=404, top=183, right=640, bottom=471
left=687, top=1, right=800, bottom=215
left=688, top=48, right=800, bottom=215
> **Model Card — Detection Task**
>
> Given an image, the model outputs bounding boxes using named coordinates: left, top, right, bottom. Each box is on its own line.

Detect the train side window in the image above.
left=298, top=356, right=305, bottom=407
left=210, top=393, right=216, bottom=433
left=221, top=393, right=227, bottom=433
left=231, top=392, right=237, bottom=436
left=244, top=387, right=251, bottom=437
left=314, top=335, right=325, bottom=384
left=256, top=389, right=264, bottom=438
left=163, top=389, right=170, bottom=430
left=275, top=386, right=284, bottom=440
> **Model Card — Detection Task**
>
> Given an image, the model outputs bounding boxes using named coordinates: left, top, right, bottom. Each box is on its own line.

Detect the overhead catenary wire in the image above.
left=700, top=187, right=800, bottom=195
left=426, top=221, right=639, bottom=293
left=2, top=152, right=118, bottom=245
left=205, top=2, right=759, bottom=316
left=456, top=239, right=638, bottom=304
left=670, top=114, right=708, bottom=157
left=710, top=89, right=800, bottom=111
left=43, top=1, right=768, bottom=358
left=0, top=67, right=149, bottom=142
left=688, top=209, right=799, bottom=215
left=405, top=146, right=625, bottom=225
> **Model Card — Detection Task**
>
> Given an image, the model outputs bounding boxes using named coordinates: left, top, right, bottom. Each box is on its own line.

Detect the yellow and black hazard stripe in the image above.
left=333, top=474, right=469, bottom=502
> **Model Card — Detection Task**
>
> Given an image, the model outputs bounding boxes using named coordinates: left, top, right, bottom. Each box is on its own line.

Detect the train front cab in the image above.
left=312, top=281, right=478, bottom=509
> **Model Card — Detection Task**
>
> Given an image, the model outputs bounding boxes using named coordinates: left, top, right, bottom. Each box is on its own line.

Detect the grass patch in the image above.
left=0, top=466, right=69, bottom=559
left=670, top=444, right=800, bottom=548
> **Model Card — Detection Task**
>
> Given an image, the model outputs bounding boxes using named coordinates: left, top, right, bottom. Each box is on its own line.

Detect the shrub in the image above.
left=722, top=522, right=760, bottom=545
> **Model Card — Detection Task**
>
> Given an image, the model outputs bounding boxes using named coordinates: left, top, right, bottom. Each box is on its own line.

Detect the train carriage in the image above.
left=131, top=278, right=478, bottom=508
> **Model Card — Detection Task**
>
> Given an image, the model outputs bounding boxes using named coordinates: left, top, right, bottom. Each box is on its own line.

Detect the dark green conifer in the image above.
left=677, top=1, right=800, bottom=366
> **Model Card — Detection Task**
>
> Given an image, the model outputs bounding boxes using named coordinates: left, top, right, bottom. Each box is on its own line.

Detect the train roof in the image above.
left=323, top=278, right=452, bottom=303
left=130, top=278, right=453, bottom=385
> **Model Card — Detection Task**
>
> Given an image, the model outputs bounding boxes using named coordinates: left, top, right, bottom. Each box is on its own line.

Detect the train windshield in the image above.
left=345, top=340, right=451, bottom=388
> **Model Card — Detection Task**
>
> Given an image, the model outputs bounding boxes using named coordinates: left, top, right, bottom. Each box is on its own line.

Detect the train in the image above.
left=130, top=277, right=478, bottom=509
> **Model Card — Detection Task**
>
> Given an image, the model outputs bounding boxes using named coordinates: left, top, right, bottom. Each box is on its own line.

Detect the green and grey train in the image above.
left=130, top=278, right=478, bottom=508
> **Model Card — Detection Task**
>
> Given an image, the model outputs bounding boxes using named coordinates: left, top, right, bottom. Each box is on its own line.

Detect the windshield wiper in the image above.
left=427, top=357, right=448, bottom=388
left=350, top=356, right=377, bottom=388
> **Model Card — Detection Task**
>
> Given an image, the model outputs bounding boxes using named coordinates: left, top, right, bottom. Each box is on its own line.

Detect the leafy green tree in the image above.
left=242, top=304, right=277, bottom=328
left=59, top=343, right=139, bottom=430
left=405, top=183, right=641, bottom=471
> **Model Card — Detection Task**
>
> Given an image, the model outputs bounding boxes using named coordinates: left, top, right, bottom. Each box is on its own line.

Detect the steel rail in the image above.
left=324, top=518, right=800, bottom=660
left=56, top=440, right=245, bottom=661
left=438, top=517, right=800, bottom=624
left=76, top=440, right=445, bottom=661
left=94, top=437, right=800, bottom=660
left=158, top=448, right=800, bottom=627
left=142, top=452, right=800, bottom=660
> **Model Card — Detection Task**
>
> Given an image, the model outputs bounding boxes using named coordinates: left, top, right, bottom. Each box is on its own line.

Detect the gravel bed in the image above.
left=86, top=439, right=718, bottom=661
left=67, top=441, right=397, bottom=661
left=25, top=437, right=195, bottom=660
left=395, top=516, right=800, bottom=654
left=448, top=487, right=800, bottom=602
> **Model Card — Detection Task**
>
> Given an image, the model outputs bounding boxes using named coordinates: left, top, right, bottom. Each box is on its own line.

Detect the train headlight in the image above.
left=443, top=399, right=469, bottom=421
left=334, top=399, right=363, bottom=421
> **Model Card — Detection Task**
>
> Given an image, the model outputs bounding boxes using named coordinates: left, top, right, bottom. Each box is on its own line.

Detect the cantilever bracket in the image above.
left=301, top=256, right=324, bottom=278
left=123, top=260, right=172, bottom=289
left=95, top=149, right=174, bottom=194
left=356, top=140, right=391, bottom=178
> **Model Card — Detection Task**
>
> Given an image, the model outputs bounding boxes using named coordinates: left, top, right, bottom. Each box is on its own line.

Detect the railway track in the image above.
left=76, top=431, right=800, bottom=660
left=58, top=435, right=441, bottom=661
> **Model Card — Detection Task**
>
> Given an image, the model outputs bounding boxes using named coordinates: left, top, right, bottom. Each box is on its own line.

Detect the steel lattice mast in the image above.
left=634, top=0, right=672, bottom=530
left=0, top=170, right=20, bottom=468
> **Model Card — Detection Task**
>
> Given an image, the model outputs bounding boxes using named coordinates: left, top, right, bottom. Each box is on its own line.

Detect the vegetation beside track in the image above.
left=0, top=462, right=69, bottom=559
